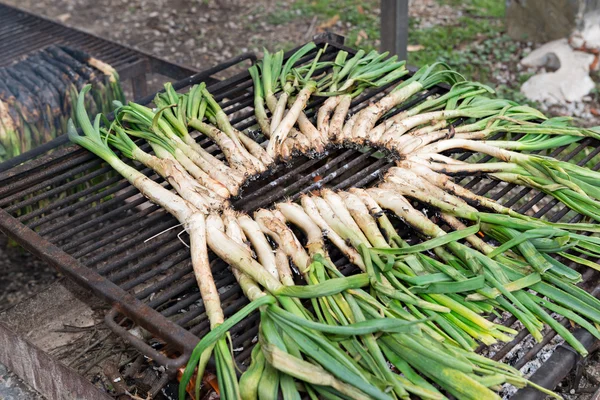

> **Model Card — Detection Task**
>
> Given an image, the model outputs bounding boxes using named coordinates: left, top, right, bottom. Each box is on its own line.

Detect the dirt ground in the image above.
left=3, top=0, right=337, bottom=71
left=0, top=235, right=59, bottom=312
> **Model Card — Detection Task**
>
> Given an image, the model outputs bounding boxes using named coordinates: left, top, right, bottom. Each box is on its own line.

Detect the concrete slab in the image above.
left=1, top=278, right=101, bottom=353
left=0, top=279, right=113, bottom=400
left=0, top=361, right=45, bottom=400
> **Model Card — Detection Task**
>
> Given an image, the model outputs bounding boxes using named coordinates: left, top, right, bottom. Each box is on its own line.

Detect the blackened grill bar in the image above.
left=0, top=35, right=598, bottom=399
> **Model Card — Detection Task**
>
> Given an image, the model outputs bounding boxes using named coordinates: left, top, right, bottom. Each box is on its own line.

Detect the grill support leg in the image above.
left=131, top=73, right=148, bottom=101
left=380, top=0, right=409, bottom=60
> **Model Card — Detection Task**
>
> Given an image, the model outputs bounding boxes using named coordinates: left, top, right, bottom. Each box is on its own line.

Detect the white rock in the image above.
left=570, top=33, right=586, bottom=49
left=580, top=10, right=600, bottom=49
left=520, top=39, right=596, bottom=104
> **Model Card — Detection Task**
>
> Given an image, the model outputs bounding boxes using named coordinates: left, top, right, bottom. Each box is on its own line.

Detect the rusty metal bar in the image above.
left=0, top=208, right=198, bottom=373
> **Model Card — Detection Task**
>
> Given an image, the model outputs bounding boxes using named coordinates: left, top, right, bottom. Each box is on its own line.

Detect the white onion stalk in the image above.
left=321, top=189, right=371, bottom=245
left=182, top=132, right=246, bottom=184
left=237, top=130, right=273, bottom=167
left=178, top=140, right=245, bottom=193
left=149, top=143, right=230, bottom=201
left=319, top=47, right=410, bottom=144
left=188, top=118, right=258, bottom=175
left=349, top=63, right=462, bottom=143
left=270, top=91, right=288, bottom=133
left=295, top=109, right=326, bottom=153
left=237, top=214, right=280, bottom=280
left=387, top=121, right=452, bottom=154
left=316, top=49, right=351, bottom=137
left=257, top=59, right=313, bottom=158
left=275, top=248, right=295, bottom=286
left=350, top=84, right=419, bottom=142
left=379, top=108, right=489, bottom=146
left=337, top=191, right=388, bottom=248
left=317, top=96, right=341, bottom=138
left=283, top=128, right=312, bottom=156
left=385, top=169, right=472, bottom=210
left=328, top=94, right=353, bottom=142
left=396, top=160, right=532, bottom=219
left=336, top=112, right=358, bottom=143
left=206, top=213, right=284, bottom=295
left=369, top=81, right=494, bottom=142
left=416, top=138, right=529, bottom=162
left=202, top=88, right=268, bottom=172
left=202, top=88, right=273, bottom=169
left=262, top=78, right=312, bottom=159
left=409, top=155, right=523, bottom=175
left=254, top=208, right=311, bottom=274
left=310, top=195, right=367, bottom=250
left=267, top=81, right=317, bottom=157
left=300, top=195, right=366, bottom=270
left=106, top=127, right=224, bottom=210
left=276, top=201, right=327, bottom=258
left=105, top=135, right=212, bottom=212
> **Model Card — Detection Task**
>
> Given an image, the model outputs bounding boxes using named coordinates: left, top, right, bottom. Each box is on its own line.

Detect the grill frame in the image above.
left=0, top=33, right=598, bottom=397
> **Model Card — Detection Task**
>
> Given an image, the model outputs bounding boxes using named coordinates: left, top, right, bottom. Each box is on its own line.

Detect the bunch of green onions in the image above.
left=65, top=42, right=600, bottom=400
left=0, top=45, right=123, bottom=162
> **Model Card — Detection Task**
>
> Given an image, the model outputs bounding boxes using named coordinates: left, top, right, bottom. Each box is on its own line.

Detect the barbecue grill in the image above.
left=1, top=34, right=598, bottom=399
left=0, top=3, right=197, bottom=92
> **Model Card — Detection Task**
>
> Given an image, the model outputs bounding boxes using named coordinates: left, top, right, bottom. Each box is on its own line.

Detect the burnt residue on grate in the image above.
left=0, top=34, right=598, bottom=397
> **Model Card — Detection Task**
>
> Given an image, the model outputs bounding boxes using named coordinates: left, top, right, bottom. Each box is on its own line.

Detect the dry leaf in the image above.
left=317, top=14, right=340, bottom=32
left=57, top=13, right=71, bottom=23
left=407, top=44, right=425, bottom=52
left=355, top=29, right=368, bottom=46
left=357, top=5, right=364, bottom=14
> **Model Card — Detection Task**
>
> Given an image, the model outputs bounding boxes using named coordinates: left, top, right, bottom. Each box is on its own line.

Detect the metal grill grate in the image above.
left=0, top=35, right=598, bottom=397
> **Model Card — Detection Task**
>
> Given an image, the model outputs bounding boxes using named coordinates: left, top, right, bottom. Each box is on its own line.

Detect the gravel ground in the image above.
left=3, top=0, right=332, bottom=71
